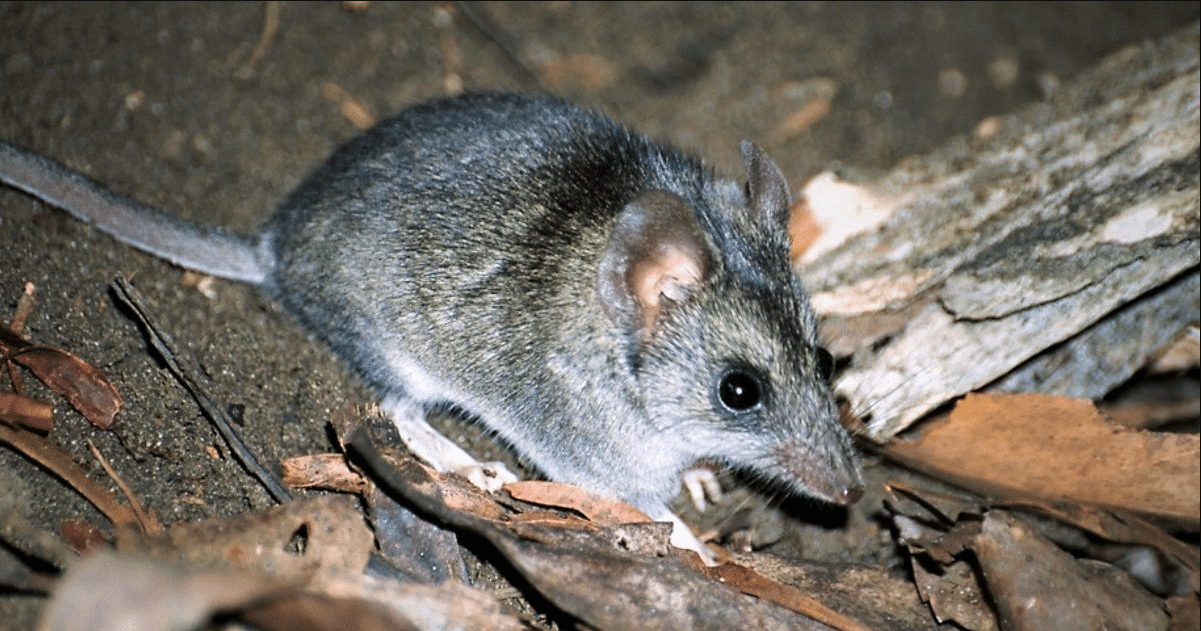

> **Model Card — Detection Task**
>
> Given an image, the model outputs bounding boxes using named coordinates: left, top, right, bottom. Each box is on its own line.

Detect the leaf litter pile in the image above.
left=2, top=17, right=1199, bottom=631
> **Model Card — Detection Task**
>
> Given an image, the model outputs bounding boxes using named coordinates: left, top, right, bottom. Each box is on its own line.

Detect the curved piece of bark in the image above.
left=799, top=22, right=1200, bottom=439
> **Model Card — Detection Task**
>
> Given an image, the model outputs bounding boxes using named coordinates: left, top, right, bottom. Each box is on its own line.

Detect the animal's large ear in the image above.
left=740, top=141, right=791, bottom=229
left=597, top=189, right=708, bottom=340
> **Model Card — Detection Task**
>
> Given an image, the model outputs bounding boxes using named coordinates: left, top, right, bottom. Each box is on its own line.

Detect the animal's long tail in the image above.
left=0, top=140, right=268, bottom=285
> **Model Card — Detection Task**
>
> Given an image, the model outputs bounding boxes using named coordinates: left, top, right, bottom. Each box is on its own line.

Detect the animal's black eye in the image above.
left=815, top=347, right=834, bottom=383
left=718, top=369, right=763, bottom=412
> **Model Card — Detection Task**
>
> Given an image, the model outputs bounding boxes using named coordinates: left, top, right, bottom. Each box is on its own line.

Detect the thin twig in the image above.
left=86, top=439, right=161, bottom=534
left=452, top=1, right=544, bottom=87
left=0, top=422, right=141, bottom=536
left=244, top=1, right=281, bottom=67
left=111, top=277, right=292, bottom=503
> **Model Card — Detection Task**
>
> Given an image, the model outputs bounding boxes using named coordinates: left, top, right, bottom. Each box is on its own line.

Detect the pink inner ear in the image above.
left=631, top=245, right=704, bottom=333
left=596, top=188, right=709, bottom=335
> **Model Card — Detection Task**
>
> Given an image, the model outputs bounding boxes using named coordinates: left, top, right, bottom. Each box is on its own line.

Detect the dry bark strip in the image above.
left=799, top=22, right=1200, bottom=440
left=343, top=422, right=849, bottom=631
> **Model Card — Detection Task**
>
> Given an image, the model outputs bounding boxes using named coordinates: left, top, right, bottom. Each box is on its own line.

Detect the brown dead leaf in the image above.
left=241, top=0, right=280, bottom=68
left=972, top=510, right=1169, bottom=631
left=911, top=517, right=983, bottom=566
left=733, top=554, right=949, bottom=631
left=910, top=555, right=999, bottom=631
left=0, top=423, right=144, bottom=534
left=1102, top=396, right=1201, bottom=430
left=438, top=473, right=509, bottom=520
left=0, top=325, right=122, bottom=428
left=1148, top=324, right=1199, bottom=374
left=1166, top=593, right=1200, bottom=631
left=788, top=198, right=822, bottom=263
left=504, top=480, right=653, bottom=526
left=885, top=485, right=998, bottom=629
left=0, top=390, right=52, bottom=432
left=59, top=519, right=111, bottom=555
left=10, top=281, right=37, bottom=334
left=507, top=509, right=597, bottom=530
left=280, top=453, right=366, bottom=493
left=883, top=480, right=986, bottom=528
left=536, top=52, right=619, bottom=92
left=14, top=346, right=122, bottom=428
left=886, top=392, right=1200, bottom=524
left=705, top=562, right=874, bottom=631
left=321, top=82, right=377, bottom=130
left=775, top=77, right=838, bottom=138
left=490, top=529, right=820, bottom=630
left=996, top=498, right=1200, bottom=595
left=777, top=97, right=833, bottom=137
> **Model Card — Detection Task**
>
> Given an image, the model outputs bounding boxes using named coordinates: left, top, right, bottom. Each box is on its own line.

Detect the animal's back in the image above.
left=262, top=93, right=719, bottom=436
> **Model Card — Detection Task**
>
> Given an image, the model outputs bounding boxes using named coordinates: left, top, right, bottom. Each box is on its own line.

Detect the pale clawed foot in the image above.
left=453, top=460, right=519, bottom=493
left=383, top=396, right=518, bottom=493
left=681, top=466, right=724, bottom=513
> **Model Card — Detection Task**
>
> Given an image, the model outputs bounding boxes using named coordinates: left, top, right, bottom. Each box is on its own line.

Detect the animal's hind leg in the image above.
left=381, top=395, right=518, bottom=492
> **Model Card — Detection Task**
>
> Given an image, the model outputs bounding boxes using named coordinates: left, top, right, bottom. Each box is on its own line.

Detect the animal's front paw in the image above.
left=454, top=460, right=519, bottom=493
left=681, top=467, right=724, bottom=512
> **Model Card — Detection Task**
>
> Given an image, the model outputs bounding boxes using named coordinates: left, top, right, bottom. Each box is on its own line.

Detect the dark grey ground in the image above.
left=1, top=2, right=1197, bottom=627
